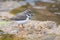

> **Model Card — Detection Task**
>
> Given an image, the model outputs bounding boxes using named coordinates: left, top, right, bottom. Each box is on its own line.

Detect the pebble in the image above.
left=0, top=20, right=60, bottom=40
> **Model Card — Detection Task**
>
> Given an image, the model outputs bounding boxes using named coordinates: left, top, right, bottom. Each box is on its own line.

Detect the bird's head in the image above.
left=25, top=9, right=34, bottom=19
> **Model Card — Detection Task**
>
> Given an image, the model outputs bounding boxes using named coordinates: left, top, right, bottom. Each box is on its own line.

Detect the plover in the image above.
left=10, top=9, right=32, bottom=28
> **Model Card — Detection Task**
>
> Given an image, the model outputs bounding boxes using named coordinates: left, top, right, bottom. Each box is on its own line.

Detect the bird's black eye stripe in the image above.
left=27, top=14, right=30, bottom=16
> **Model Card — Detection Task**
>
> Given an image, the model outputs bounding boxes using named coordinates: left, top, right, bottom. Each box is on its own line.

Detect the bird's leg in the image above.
left=18, top=24, right=20, bottom=27
left=16, top=24, right=20, bottom=34
left=22, top=24, right=24, bottom=28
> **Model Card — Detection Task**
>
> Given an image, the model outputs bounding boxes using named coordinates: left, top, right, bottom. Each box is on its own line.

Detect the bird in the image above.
left=10, top=9, right=32, bottom=28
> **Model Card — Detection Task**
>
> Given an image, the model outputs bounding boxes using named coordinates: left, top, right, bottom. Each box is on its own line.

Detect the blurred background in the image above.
left=0, top=0, right=60, bottom=24
left=0, top=0, right=60, bottom=40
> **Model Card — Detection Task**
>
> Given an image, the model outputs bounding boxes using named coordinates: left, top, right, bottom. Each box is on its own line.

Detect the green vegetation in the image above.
left=30, top=7, right=60, bottom=24
left=1, top=34, right=15, bottom=40
left=0, top=30, right=4, bottom=33
left=0, top=34, right=15, bottom=40
left=10, top=3, right=31, bottom=15
left=0, top=30, right=28, bottom=40
left=0, top=33, right=28, bottom=40
left=47, top=3, right=60, bottom=13
left=0, top=21, right=9, bottom=26
left=0, top=30, right=4, bottom=35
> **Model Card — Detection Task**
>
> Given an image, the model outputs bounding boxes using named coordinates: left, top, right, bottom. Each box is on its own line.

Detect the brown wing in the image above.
left=10, top=15, right=27, bottom=21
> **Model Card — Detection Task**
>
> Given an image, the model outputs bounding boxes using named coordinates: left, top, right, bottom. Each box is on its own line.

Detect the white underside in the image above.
left=15, top=16, right=29, bottom=24
left=16, top=20, right=29, bottom=24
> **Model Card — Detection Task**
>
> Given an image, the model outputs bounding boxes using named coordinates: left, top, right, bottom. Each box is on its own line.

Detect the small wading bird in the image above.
left=10, top=9, right=32, bottom=28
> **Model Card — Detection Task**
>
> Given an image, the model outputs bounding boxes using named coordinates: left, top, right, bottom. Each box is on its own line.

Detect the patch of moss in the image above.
left=47, top=4, right=60, bottom=13
left=10, top=3, right=31, bottom=15
left=0, top=30, right=3, bottom=32
left=0, top=34, right=15, bottom=40
left=0, top=33, right=28, bottom=40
